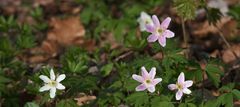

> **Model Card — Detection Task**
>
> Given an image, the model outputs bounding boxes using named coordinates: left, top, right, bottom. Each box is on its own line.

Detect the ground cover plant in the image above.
left=0, top=0, right=240, bottom=107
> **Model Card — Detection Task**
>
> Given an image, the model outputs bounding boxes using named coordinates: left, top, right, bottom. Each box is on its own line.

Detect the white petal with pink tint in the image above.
left=152, top=15, right=160, bottom=27
left=158, top=36, right=166, bottom=47
left=164, top=30, right=175, bottom=38
left=146, top=24, right=155, bottom=33
left=147, top=86, right=155, bottom=93
left=178, top=72, right=185, bottom=84
left=183, top=88, right=191, bottom=94
left=176, top=90, right=183, bottom=100
left=132, top=74, right=144, bottom=82
left=149, top=67, right=156, bottom=79
left=168, top=84, right=177, bottom=90
left=153, top=78, right=162, bottom=85
left=184, top=80, right=193, bottom=88
left=161, top=17, right=171, bottom=28
left=147, top=34, right=158, bottom=42
left=141, top=66, right=149, bottom=79
left=136, top=84, right=147, bottom=91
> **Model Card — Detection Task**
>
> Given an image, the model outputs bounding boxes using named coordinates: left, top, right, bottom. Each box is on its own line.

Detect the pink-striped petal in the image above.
left=152, top=15, right=160, bottom=27
left=158, top=36, right=166, bottom=47
left=145, top=24, right=155, bottom=33
left=136, top=84, right=147, bottom=91
left=176, top=90, right=183, bottom=100
left=168, top=84, right=177, bottom=90
left=147, top=34, right=158, bottom=42
left=153, top=78, right=162, bottom=85
left=147, top=86, right=156, bottom=93
left=184, top=80, right=193, bottom=88
left=164, top=30, right=175, bottom=38
left=141, top=66, right=149, bottom=79
left=178, top=72, right=185, bottom=85
left=161, top=17, right=171, bottom=28
left=132, top=74, right=144, bottom=83
left=149, top=67, right=156, bottom=79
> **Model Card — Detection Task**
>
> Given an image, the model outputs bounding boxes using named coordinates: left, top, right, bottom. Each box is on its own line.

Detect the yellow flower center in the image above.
left=146, top=79, right=151, bottom=84
left=176, top=83, right=183, bottom=90
left=49, top=81, right=57, bottom=87
left=145, top=20, right=149, bottom=24
left=157, top=28, right=164, bottom=34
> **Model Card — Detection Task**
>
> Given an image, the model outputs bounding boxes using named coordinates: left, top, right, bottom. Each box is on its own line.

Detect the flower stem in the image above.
left=201, top=68, right=205, bottom=100
left=181, top=18, right=188, bottom=48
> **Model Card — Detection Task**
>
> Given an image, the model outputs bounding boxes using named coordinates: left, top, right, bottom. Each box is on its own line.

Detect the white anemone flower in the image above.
left=39, top=69, right=66, bottom=98
left=137, top=11, right=154, bottom=31
left=168, top=72, right=193, bottom=100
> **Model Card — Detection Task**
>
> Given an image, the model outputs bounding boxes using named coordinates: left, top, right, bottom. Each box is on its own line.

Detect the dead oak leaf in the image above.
left=23, top=16, right=85, bottom=63
left=222, top=44, right=240, bottom=64
left=192, top=17, right=238, bottom=39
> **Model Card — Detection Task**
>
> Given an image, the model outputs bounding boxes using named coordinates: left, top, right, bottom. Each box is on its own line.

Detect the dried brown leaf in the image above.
left=192, top=17, right=238, bottom=39
left=74, top=93, right=96, bottom=106
left=222, top=44, right=240, bottom=63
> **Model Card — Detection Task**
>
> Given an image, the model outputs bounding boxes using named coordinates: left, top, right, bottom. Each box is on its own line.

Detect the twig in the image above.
left=181, top=18, right=188, bottom=48
left=215, top=26, right=239, bottom=61
left=114, top=51, right=133, bottom=62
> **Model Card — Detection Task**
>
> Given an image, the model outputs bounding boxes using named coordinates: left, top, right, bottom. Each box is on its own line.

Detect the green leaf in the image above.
left=219, top=83, right=234, bottom=92
left=56, top=99, right=78, bottom=107
left=222, top=93, right=233, bottom=107
left=152, top=101, right=174, bottom=107
left=126, top=92, right=149, bottom=107
left=232, top=89, right=240, bottom=100
left=24, top=102, right=39, bottom=107
left=0, top=75, right=11, bottom=83
left=204, top=99, right=218, bottom=107
left=174, top=0, right=197, bottom=20
left=100, top=63, right=114, bottom=77
left=205, top=64, right=222, bottom=87
left=206, top=8, right=222, bottom=26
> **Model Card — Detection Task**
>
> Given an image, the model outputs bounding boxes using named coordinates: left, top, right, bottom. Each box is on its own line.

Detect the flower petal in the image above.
left=39, top=75, right=51, bottom=83
left=178, top=72, right=185, bottom=85
left=56, top=83, right=65, bottom=90
left=153, top=78, right=162, bottom=85
left=147, top=34, right=158, bottom=42
left=141, top=11, right=151, bottom=20
left=39, top=85, right=51, bottom=92
left=184, top=80, right=193, bottom=88
left=136, top=84, right=147, bottom=91
left=158, top=36, right=166, bottom=47
left=152, top=15, right=160, bottom=27
left=168, top=84, right=177, bottom=90
left=141, top=66, right=149, bottom=79
left=164, top=30, right=175, bottom=38
left=183, top=88, right=191, bottom=94
left=50, top=88, right=56, bottom=98
left=132, top=74, right=144, bottom=83
left=161, top=17, right=171, bottom=28
left=56, top=74, right=66, bottom=82
left=176, top=90, right=183, bottom=100
left=147, top=86, right=156, bottom=93
left=145, top=24, right=155, bottom=33
left=149, top=67, right=156, bottom=79
left=137, top=12, right=152, bottom=32
left=50, top=69, right=55, bottom=80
